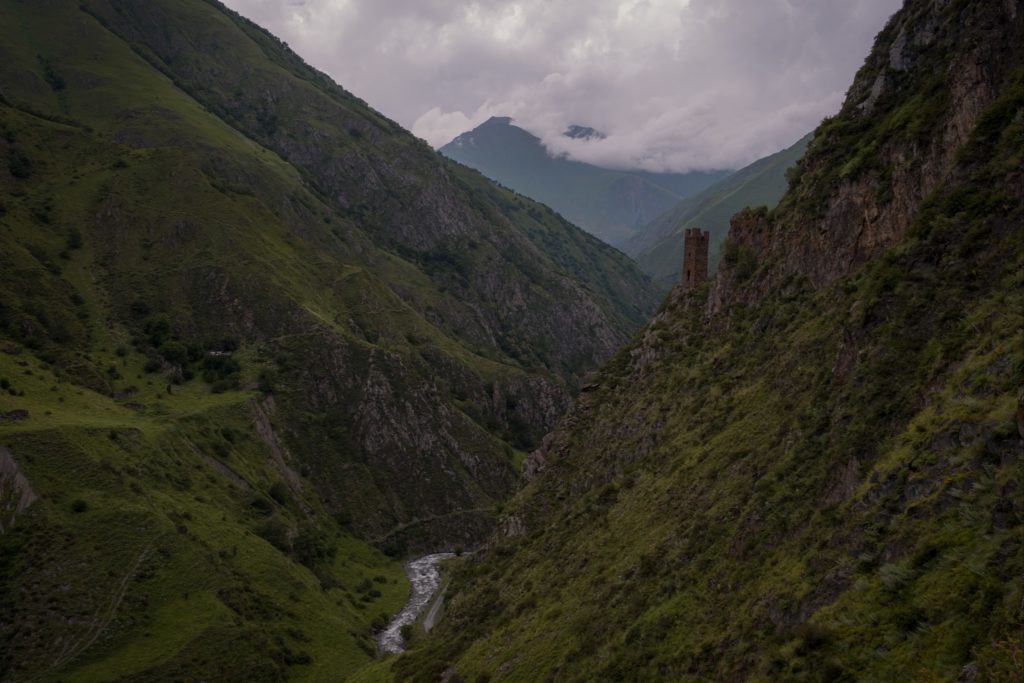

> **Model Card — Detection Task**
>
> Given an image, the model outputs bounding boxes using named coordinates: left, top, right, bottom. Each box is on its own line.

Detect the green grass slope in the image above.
left=0, top=0, right=660, bottom=540
left=0, top=379, right=408, bottom=681
left=440, top=117, right=730, bottom=247
left=391, top=1, right=1024, bottom=680
left=0, top=0, right=659, bottom=678
left=625, top=132, right=811, bottom=286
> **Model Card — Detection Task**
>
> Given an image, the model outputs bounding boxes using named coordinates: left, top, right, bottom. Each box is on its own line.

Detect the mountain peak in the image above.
left=564, top=124, right=606, bottom=140
left=440, top=117, right=730, bottom=245
left=482, top=115, right=513, bottom=127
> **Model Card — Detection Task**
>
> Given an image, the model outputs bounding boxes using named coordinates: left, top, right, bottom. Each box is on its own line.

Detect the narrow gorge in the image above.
left=0, top=0, right=1020, bottom=681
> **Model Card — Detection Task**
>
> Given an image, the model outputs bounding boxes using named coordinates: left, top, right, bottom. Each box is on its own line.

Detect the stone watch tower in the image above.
left=682, top=228, right=709, bottom=290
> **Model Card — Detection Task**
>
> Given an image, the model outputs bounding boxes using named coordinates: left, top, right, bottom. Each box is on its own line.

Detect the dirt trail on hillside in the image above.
left=41, top=546, right=150, bottom=679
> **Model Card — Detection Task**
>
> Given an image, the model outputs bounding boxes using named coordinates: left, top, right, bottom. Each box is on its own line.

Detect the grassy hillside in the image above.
left=440, top=117, right=730, bottom=246
left=392, top=0, right=1024, bottom=680
left=625, top=133, right=811, bottom=285
left=0, top=0, right=659, bottom=679
left=0, top=384, right=409, bottom=680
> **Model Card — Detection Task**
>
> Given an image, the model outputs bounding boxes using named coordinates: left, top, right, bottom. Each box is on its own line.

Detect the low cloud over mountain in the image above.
left=223, top=0, right=900, bottom=172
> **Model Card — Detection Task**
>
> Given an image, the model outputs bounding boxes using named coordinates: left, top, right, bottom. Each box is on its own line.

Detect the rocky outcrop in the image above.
left=250, top=396, right=308, bottom=510
left=710, top=0, right=1023, bottom=313
left=0, top=446, right=37, bottom=532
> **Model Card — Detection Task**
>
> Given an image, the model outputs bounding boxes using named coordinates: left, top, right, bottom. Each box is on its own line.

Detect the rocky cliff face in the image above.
left=395, top=1, right=1024, bottom=680
left=712, top=0, right=1023, bottom=312
left=0, top=447, right=36, bottom=533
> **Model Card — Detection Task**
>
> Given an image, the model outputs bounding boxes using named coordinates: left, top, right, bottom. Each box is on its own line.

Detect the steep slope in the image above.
left=392, top=1, right=1024, bottom=680
left=625, top=133, right=811, bottom=285
left=0, top=0, right=659, bottom=679
left=440, top=116, right=730, bottom=246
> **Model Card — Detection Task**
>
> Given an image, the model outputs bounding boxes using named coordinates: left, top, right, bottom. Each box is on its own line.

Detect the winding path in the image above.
left=377, top=553, right=455, bottom=654
left=41, top=546, right=151, bottom=680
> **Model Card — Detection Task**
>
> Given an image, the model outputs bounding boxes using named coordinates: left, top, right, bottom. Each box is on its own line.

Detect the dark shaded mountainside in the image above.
left=0, top=0, right=659, bottom=679
left=624, top=132, right=812, bottom=286
left=440, top=116, right=730, bottom=247
left=390, top=0, right=1024, bottom=681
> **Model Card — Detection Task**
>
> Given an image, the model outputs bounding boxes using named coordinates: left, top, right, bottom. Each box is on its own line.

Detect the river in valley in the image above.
left=377, top=552, right=456, bottom=654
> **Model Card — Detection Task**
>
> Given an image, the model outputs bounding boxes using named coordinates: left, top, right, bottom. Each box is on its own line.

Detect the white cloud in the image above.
left=222, top=0, right=902, bottom=172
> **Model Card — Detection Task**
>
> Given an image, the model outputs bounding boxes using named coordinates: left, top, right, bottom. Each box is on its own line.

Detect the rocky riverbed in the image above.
left=378, top=553, right=455, bottom=654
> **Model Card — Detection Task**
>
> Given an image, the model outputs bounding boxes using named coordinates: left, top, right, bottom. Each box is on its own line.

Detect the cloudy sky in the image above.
left=222, top=0, right=902, bottom=172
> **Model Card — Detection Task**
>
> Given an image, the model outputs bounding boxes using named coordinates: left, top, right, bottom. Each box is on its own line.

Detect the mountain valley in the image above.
left=0, top=0, right=1021, bottom=681
left=0, top=0, right=657, bottom=679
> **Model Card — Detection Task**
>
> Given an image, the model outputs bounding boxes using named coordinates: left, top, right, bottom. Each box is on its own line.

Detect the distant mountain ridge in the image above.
left=440, top=117, right=730, bottom=246
left=624, top=133, right=812, bottom=285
